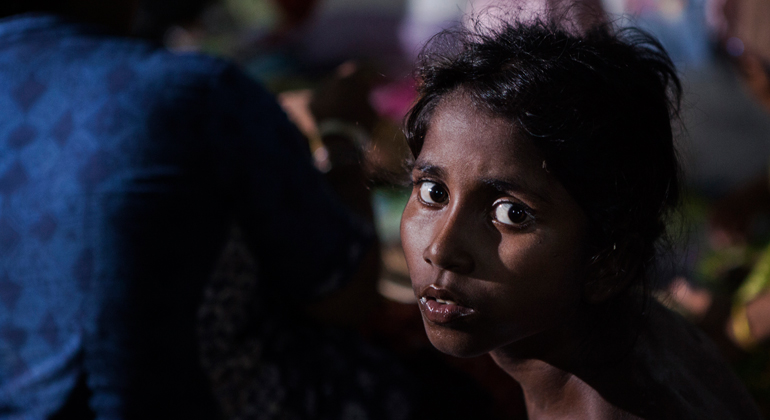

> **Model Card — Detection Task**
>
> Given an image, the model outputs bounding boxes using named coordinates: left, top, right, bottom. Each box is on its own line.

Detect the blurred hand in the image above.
left=725, top=290, right=770, bottom=349
left=742, top=290, right=770, bottom=342
left=669, top=277, right=714, bottom=320
left=278, top=89, right=318, bottom=141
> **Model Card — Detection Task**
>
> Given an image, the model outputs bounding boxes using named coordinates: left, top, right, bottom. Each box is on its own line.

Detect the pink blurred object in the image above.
left=370, top=78, right=418, bottom=123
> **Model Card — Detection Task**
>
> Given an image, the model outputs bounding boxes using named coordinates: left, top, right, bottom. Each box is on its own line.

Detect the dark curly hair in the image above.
left=405, top=19, right=682, bottom=298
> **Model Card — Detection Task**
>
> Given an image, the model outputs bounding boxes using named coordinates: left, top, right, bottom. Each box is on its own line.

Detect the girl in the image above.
left=400, top=19, right=762, bottom=419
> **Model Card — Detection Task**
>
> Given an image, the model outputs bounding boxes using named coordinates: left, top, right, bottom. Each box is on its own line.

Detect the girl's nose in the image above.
left=422, top=211, right=475, bottom=275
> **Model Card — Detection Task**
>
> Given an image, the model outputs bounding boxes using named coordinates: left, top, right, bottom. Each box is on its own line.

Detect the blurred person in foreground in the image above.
left=0, top=1, right=400, bottom=418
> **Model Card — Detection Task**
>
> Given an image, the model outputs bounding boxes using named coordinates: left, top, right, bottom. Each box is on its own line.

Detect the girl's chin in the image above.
left=424, top=325, right=494, bottom=358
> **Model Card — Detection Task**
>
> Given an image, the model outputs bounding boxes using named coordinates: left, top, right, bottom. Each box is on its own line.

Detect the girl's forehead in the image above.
left=416, top=92, right=587, bottom=225
left=417, top=93, right=562, bottom=203
left=432, top=89, right=507, bottom=127
left=422, top=93, right=541, bottom=167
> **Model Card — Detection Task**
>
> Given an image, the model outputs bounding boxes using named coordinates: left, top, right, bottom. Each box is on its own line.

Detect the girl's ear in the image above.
left=582, top=245, right=637, bottom=304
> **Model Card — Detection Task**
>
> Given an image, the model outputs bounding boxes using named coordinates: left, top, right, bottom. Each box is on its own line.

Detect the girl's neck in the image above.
left=490, top=352, right=638, bottom=420
left=489, top=306, right=643, bottom=420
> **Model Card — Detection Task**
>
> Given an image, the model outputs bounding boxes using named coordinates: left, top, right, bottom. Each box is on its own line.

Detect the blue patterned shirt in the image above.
left=0, top=13, right=370, bottom=419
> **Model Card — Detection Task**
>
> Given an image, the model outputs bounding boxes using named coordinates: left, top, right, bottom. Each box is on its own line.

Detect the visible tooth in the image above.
left=420, top=297, right=427, bottom=304
left=435, top=298, right=456, bottom=305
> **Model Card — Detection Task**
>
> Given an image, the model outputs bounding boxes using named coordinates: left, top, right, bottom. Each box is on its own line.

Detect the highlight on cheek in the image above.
left=418, top=181, right=448, bottom=205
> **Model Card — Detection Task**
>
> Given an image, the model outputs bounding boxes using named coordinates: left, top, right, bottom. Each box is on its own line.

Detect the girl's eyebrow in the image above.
left=412, top=162, right=447, bottom=178
left=481, top=177, right=553, bottom=205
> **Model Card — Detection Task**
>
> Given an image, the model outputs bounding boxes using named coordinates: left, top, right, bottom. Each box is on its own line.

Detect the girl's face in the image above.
left=401, top=93, right=589, bottom=358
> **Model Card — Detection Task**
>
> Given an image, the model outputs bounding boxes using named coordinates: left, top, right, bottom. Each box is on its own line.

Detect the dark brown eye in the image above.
left=494, top=202, right=530, bottom=226
left=419, top=181, right=448, bottom=204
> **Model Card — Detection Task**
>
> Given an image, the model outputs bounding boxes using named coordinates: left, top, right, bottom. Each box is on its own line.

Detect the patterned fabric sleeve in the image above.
left=197, top=64, right=417, bottom=420
left=199, top=229, right=416, bottom=420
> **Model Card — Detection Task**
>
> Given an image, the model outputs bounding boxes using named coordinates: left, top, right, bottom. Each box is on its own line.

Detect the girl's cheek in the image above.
left=497, top=235, right=543, bottom=271
left=400, top=203, right=423, bottom=273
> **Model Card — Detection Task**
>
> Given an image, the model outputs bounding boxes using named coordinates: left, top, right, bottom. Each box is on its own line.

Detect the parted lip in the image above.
left=417, top=284, right=474, bottom=309
left=417, top=284, right=477, bottom=325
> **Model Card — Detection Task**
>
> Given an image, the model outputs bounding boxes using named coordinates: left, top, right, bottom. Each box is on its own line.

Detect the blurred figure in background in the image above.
left=707, top=0, right=770, bottom=389
left=0, top=1, right=418, bottom=418
left=645, top=0, right=770, bottom=412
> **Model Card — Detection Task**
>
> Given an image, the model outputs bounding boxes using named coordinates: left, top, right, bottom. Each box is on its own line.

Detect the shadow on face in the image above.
left=400, top=91, right=589, bottom=358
